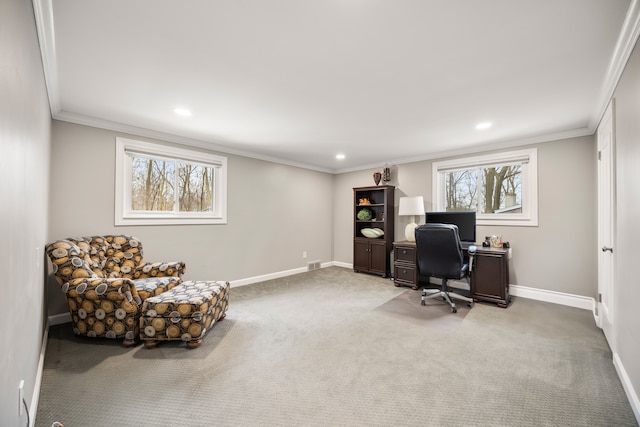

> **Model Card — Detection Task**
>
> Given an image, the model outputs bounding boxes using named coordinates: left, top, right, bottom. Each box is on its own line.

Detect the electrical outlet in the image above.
left=18, top=380, right=24, bottom=416
left=302, top=251, right=307, bottom=259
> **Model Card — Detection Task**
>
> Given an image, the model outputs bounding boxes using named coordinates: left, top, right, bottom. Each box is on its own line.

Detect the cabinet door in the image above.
left=473, top=252, right=506, bottom=300
left=353, top=240, right=370, bottom=271
left=369, top=240, right=387, bottom=275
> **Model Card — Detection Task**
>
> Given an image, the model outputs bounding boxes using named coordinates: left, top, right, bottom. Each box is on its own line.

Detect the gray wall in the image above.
left=610, top=35, right=640, bottom=420
left=0, top=0, right=52, bottom=425
left=334, top=135, right=597, bottom=297
left=48, top=121, right=335, bottom=313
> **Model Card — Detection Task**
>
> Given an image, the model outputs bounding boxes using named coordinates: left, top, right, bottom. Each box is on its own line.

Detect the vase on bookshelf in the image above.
left=373, top=171, right=382, bottom=185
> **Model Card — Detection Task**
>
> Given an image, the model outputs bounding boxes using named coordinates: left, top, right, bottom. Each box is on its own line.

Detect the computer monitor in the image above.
left=424, top=211, right=476, bottom=243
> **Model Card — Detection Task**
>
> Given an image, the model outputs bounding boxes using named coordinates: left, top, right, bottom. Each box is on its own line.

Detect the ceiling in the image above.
left=35, top=0, right=637, bottom=173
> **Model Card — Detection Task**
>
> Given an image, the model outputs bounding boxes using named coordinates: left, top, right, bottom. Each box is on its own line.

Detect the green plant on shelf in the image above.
left=356, top=208, right=372, bottom=221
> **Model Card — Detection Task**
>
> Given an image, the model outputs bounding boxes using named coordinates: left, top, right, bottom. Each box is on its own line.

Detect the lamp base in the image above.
left=405, top=222, right=417, bottom=242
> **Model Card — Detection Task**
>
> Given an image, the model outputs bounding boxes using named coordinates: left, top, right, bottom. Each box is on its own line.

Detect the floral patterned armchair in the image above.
left=46, top=235, right=186, bottom=346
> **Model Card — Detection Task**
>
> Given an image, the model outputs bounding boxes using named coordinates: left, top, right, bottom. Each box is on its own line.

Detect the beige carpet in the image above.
left=35, top=267, right=638, bottom=427
left=374, top=289, right=469, bottom=331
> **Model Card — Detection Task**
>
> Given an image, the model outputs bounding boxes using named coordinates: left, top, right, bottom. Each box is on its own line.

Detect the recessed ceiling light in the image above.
left=476, top=122, right=492, bottom=130
left=336, top=153, right=345, bottom=160
left=174, top=108, right=192, bottom=117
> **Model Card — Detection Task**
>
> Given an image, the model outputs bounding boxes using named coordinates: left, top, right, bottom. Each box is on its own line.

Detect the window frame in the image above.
left=432, top=148, right=538, bottom=227
left=115, top=137, right=227, bottom=225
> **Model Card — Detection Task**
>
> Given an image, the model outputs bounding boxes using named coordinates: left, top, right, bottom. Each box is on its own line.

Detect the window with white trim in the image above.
left=432, top=148, right=538, bottom=226
left=115, top=137, right=227, bottom=225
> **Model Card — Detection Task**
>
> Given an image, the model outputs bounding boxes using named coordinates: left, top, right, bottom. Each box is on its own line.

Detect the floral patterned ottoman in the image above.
left=139, top=280, right=230, bottom=349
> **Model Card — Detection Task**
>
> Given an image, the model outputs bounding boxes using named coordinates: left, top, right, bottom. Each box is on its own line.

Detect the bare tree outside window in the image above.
left=479, top=165, right=522, bottom=213
left=131, top=157, right=175, bottom=211
left=445, top=170, right=477, bottom=212
left=178, top=162, right=214, bottom=212
left=130, top=156, right=214, bottom=213
left=444, top=164, right=521, bottom=214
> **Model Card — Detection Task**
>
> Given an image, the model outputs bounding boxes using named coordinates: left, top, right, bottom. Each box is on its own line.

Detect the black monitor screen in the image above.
left=424, top=211, right=476, bottom=243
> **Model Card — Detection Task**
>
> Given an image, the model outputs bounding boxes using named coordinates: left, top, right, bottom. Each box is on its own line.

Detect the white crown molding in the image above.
left=589, top=0, right=640, bottom=131
left=32, top=0, right=59, bottom=115
left=334, top=126, right=593, bottom=174
left=54, top=111, right=335, bottom=174
left=55, top=111, right=593, bottom=176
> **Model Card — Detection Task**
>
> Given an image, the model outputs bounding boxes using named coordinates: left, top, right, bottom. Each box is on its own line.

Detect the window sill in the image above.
left=115, top=217, right=227, bottom=226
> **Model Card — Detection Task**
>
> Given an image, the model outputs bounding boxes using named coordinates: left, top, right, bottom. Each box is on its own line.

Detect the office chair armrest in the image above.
left=468, top=245, right=477, bottom=271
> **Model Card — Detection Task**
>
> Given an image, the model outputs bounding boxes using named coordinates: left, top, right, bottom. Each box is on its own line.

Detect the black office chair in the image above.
left=415, top=223, right=476, bottom=313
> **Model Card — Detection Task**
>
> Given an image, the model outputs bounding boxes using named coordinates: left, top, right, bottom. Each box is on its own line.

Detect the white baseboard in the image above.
left=331, top=261, right=352, bottom=269
left=509, top=284, right=595, bottom=311
left=48, top=312, right=71, bottom=326
left=613, top=352, right=640, bottom=425
left=230, top=261, right=336, bottom=287
left=309, top=264, right=598, bottom=313
left=30, top=320, right=49, bottom=427
left=230, top=266, right=308, bottom=287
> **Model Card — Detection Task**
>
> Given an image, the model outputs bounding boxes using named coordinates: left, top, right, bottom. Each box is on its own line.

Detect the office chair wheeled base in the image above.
left=421, top=287, right=474, bottom=313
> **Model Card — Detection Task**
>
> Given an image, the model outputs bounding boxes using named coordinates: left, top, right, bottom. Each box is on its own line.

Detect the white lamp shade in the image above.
left=398, top=196, right=424, bottom=242
left=398, top=196, right=424, bottom=216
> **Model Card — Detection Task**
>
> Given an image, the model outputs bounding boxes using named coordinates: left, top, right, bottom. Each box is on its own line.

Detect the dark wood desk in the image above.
left=392, top=241, right=511, bottom=308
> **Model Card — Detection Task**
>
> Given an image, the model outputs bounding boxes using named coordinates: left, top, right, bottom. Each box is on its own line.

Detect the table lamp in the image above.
left=398, top=196, right=424, bottom=242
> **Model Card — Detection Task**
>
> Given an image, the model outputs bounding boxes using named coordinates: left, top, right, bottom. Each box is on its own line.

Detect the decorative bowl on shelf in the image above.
left=361, top=228, right=384, bottom=238
left=356, top=208, right=373, bottom=221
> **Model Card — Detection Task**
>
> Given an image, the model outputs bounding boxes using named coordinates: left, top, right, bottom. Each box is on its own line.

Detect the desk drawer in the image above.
left=394, top=245, right=416, bottom=263
left=394, top=263, right=416, bottom=283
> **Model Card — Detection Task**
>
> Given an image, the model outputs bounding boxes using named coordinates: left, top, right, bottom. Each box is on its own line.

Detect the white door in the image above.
left=597, top=101, right=615, bottom=349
